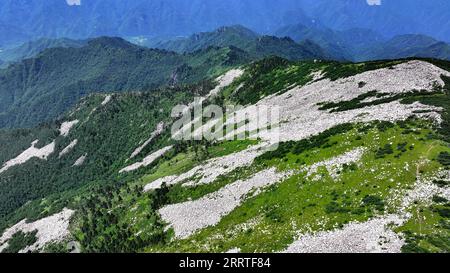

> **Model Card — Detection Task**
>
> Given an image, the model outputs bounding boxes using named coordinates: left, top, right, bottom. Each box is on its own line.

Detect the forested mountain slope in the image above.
left=0, top=57, right=449, bottom=253
left=0, top=33, right=328, bottom=130
left=0, top=37, right=250, bottom=129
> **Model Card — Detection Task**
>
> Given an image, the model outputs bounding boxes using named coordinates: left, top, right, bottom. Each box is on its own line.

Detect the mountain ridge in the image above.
left=146, top=25, right=332, bottom=61
left=0, top=37, right=248, bottom=129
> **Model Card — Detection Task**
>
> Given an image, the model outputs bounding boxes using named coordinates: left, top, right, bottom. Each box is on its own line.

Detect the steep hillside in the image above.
left=0, top=37, right=250, bottom=129
left=147, top=25, right=330, bottom=61
left=0, top=57, right=449, bottom=253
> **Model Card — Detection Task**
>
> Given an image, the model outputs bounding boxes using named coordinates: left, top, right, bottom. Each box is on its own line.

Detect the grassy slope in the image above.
left=1, top=57, right=450, bottom=253
left=146, top=120, right=449, bottom=253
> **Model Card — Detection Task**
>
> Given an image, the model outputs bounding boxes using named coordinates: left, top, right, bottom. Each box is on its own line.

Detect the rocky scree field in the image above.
left=0, top=57, right=450, bottom=253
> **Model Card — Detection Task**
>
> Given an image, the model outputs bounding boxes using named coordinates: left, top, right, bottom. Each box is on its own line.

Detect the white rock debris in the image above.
left=0, top=208, right=74, bottom=253
left=0, top=140, right=55, bottom=174
left=306, top=148, right=366, bottom=179
left=225, top=248, right=241, bottom=253
left=171, top=69, right=244, bottom=140
left=284, top=169, right=450, bottom=253
left=283, top=215, right=406, bottom=253
left=144, top=143, right=268, bottom=191
left=101, top=95, right=112, bottom=106
left=129, top=122, right=165, bottom=159
left=207, top=69, right=244, bottom=98
left=59, top=139, right=78, bottom=158
left=310, top=70, right=324, bottom=82
left=398, top=169, right=450, bottom=210
left=199, top=61, right=448, bottom=144
left=119, top=146, right=173, bottom=173
left=59, top=120, right=79, bottom=137
left=72, top=154, right=87, bottom=167
left=159, top=168, right=291, bottom=239
left=155, top=148, right=368, bottom=240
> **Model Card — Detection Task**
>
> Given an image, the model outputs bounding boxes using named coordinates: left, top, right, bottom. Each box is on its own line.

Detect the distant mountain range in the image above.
left=1, top=23, right=449, bottom=71
left=146, top=25, right=331, bottom=61
left=297, top=0, right=450, bottom=43
left=146, top=25, right=450, bottom=62
left=370, top=35, right=450, bottom=61
left=276, top=23, right=450, bottom=62
left=0, top=0, right=449, bottom=47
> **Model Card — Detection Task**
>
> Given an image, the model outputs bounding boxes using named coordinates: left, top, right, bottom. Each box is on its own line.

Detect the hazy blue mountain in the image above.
left=367, top=34, right=450, bottom=61
left=146, top=25, right=331, bottom=61
left=417, top=42, right=450, bottom=60
left=0, top=38, right=87, bottom=68
left=275, top=23, right=386, bottom=61
left=0, top=0, right=311, bottom=46
left=297, top=0, right=450, bottom=42
left=1, top=0, right=448, bottom=47
left=276, top=24, right=450, bottom=61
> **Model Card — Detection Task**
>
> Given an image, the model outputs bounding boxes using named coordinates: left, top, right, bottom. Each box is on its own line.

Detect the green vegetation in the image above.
left=0, top=80, right=213, bottom=233
left=1, top=57, right=450, bottom=253
left=398, top=200, right=450, bottom=253
left=375, top=144, right=394, bottom=159
left=226, top=57, right=323, bottom=105
left=1, top=230, right=38, bottom=253
left=256, top=123, right=354, bottom=162
left=322, top=59, right=405, bottom=81
left=148, top=120, right=449, bottom=252
left=437, top=152, right=450, bottom=167
left=319, top=90, right=438, bottom=113
left=0, top=37, right=86, bottom=68
left=74, top=183, right=169, bottom=253
left=222, top=57, right=414, bottom=107
left=401, top=68, right=450, bottom=142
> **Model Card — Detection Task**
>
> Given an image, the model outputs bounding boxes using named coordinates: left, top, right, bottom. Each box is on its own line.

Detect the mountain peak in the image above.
left=87, top=37, right=137, bottom=49
left=215, top=25, right=258, bottom=37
